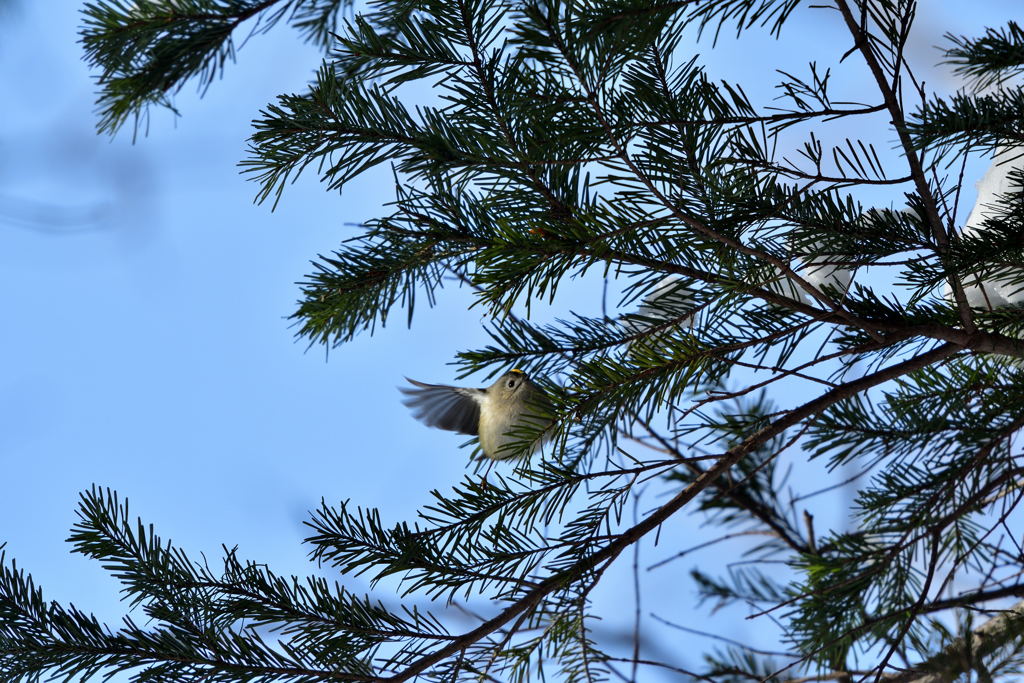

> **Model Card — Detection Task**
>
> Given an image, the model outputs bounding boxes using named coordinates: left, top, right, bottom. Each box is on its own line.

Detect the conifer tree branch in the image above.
left=22, top=4, right=1024, bottom=681
left=465, top=266, right=811, bottom=558
left=873, top=530, right=943, bottom=681
left=834, top=0, right=977, bottom=333
left=638, top=102, right=887, bottom=127
left=884, top=600, right=1024, bottom=683
left=943, top=21, right=1024, bottom=90
left=380, top=342, right=960, bottom=681
left=301, top=217, right=1024, bottom=358
left=540, top=11, right=884, bottom=340
left=551, top=242, right=1024, bottom=356
left=630, top=409, right=813, bottom=555
left=725, top=157, right=913, bottom=186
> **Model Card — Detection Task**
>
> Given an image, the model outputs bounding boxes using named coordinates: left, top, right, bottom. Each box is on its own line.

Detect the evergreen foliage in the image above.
left=4, top=0, right=1024, bottom=680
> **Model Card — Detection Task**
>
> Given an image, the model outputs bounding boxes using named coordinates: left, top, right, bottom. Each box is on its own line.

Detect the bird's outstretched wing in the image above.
left=400, top=379, right=484, bottom=436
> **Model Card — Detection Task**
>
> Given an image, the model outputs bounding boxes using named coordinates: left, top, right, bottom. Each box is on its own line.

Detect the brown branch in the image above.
left=883, top=600, right=1024, bottom=683
left=630, top=410, right=810, bottom=556
left=719, top=156, right=913, bottom=186
left=638, top=103, right=886, bottom=128
left=874, top=532, right=943, bottom=681
left=833, top=0, right=977, bottom=333
left=920, top=584, right=1024, bottom=616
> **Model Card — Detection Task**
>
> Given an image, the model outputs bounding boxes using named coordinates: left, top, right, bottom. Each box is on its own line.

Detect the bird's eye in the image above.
left=507, top=380, right=516, bottom=388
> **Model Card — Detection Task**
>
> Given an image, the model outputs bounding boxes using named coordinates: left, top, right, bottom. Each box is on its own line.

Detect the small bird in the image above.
left=400, top=369, right=553, bottom=460
left=959, top=144, right=1023, bottom=306
left=620, top=275, right=695, bottom=335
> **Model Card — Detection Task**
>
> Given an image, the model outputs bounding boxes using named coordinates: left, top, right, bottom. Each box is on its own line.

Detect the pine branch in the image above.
left=81, top=0, right=286, bottom=134
left=47, top=3, right=1024, bottom=680
left=637, top=102, right=886, bottom=128
left=944, top=21, right=1024, bottom=91
left=632, top=410, right=810, bottom=556
left=370, top=343, right=961, bottom=681
left=80, top=0, right=355, bottom=134
left=833, top=0, right=977, bottom=333
left=909, top=89, right=1024, bottom=153
left=884, top=600, right=1024, bottom=683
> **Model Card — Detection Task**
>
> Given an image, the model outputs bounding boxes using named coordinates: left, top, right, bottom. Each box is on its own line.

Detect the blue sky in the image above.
left=0, top=2, right=1020, bottom=680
